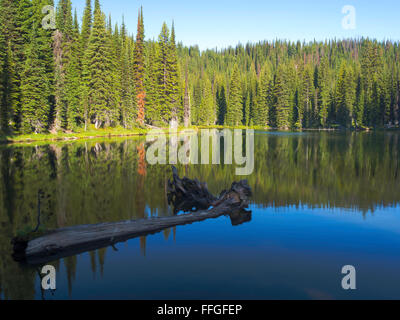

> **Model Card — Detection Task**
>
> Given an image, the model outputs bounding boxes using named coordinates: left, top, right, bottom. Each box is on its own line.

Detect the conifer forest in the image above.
left=0, top=0, right=399, bottom=136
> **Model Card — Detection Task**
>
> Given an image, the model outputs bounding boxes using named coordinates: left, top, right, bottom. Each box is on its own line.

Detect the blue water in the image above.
left=0, top=131, right=399, bottom=300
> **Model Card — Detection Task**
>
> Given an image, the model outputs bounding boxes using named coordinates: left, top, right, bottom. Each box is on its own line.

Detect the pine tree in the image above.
left=216, top=85, right=227, bottom=125
left=120, top=23, right=135, bottom=128
left=317, top=56, right=330, bottom=127
left=274, top=65, right=290, bottom=129
left=156, top=22, right=171, bottom=123
left=80, top=0, right=92, bottom=53
left=243, top=92, right=250, bottom=126
left=133, top=7, right=145, bottom=125
left=254, top=63, right=271, bottom=126
left=183, top=69, right=191, bottom=127
left=0, top=0, right=19, bottom=132
left=145, top=41, right=160, bottom=124
left=79, top=0, right=92, bottom=130
left=20, top=27, right=51, bottom=133
left=354, top=73, right=364, bottom=128
left=0, top=40, right=18, bottom=132
left=335, top=61, right=356, bottom=128
left=81, top=0, right=114, bottom=128
left=65, top=10, right=82, bottom=129
left=167, top=22, right=180, bottom=122
left=226, top=64, right=243, bottom=126
left=53, top=0, right=74, bottom=130
left=197, top=76, right=214, bottom=125
left=10, top=0, right=34, bottom=131
left=298, top=63, right=314, bottom=128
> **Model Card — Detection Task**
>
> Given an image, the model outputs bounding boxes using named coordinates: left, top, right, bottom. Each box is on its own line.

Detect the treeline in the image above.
left=1, top=0, right=400, bottom=134
left=184, top=40, right=400, bottom=129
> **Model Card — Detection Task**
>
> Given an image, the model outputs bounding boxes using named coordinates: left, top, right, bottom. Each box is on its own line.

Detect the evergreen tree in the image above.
left=335, top=61, right=356, bottom=128
left=197, top=76, right=214, bottom=125
left=10, top=0, right=34, bottom=131
left=133, top=7, right=145, bottom=125
left=243, top=92, right=250, bottom=126
left=226, top=64, right=242, bottom=126
left=65, top=10, right=82, bottom=129
left=120, top=23, right=135, bottom=128
left=274, top=65, right=290, bottom=129
left=317, top=56, right=330, bottom=127
left=20, top=27, right=51, bottom=133
left=156, top=22, right=171, bottom=123
left=183, top=69, right=191, bottom=127
left=254, top=63, right=271, bottom=126
left=298, top=63, right=314, bottom=128
left=0, top=40, right=18, bottom=132
left=145, top=41, right=160, bottom=124
left=81, top=0, right=114, bottom=128
left=167, top=22, right=180, bottom=122
left=216, top=85, right=227, bottom=126
left=80, top=0, right=92, bottom=52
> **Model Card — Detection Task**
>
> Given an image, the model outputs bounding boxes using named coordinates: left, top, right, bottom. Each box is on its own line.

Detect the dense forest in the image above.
left=0, top=0, right=400, bottom=135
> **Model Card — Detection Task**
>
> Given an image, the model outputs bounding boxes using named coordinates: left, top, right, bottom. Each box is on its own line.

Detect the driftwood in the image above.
left=12, top=167, right=252, bottom=265
left=167, top=166, right=217, bottom=214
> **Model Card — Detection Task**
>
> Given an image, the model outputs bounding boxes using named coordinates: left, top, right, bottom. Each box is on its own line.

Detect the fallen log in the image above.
left=12, top=167, right=252, bottom=265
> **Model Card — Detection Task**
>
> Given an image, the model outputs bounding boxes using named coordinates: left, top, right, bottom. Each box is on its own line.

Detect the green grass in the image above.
left=1, top=126, right=150, bottom=144
left=3, top=124, right=388, bottom=145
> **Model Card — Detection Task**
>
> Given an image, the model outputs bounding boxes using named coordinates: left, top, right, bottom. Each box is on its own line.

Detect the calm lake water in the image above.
left=0, top=131, right=399, bottom=300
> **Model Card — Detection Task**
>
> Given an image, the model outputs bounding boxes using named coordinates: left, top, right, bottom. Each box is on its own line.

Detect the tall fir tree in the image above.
left=81, top=0, right=114, bottom=128
left=226, top=64, right=243, bottom=126
left=65, top=9, right=82, bottom=129
left=274, top=64, right=290, bottom=129
left=197, top=76, right=214, bottom=125
left=133, top=7, right=145, bottom=125
left=254, top=63, right=272, bottom=126
left=145, top=41, right=160, bottom=124
left=156, top=22, right=171, bottom=123
left=317, top=56, right=331, bottom=127
left=216, top=85, right=227, bottom=126
left=183, top=69, right=191, bottom=127
left=20, top=26, right=51, bottom=133
left=167, top=22, right=180, bottom=122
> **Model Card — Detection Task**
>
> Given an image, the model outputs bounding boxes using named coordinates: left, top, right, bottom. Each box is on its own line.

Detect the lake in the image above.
left=0, top=131, right=399, bottom=300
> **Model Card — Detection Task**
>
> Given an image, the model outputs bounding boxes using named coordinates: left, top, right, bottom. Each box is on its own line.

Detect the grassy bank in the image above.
left=0, top=127, right=151, bottom=144
left=2, top=125, right=398, bottom=145
left=0, top=125, right=271, bottom=144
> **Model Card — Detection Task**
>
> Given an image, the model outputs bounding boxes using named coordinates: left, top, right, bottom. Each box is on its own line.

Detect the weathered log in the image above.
left=12, top=167, right=252, bottom=265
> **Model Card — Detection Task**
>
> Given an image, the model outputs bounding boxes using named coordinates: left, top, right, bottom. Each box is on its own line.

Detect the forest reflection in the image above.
left=0, top=131, right=399, bottom=299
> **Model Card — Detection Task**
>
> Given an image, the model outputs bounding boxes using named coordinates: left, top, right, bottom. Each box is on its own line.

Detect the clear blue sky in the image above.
left=71, top=0, right=400, bottom=50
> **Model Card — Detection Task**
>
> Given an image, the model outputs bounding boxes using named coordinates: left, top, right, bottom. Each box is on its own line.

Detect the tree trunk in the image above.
left=12, top=167, right=252, bottom=265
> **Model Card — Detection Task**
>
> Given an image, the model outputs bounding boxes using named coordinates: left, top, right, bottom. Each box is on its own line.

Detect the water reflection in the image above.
left=0, top=131, right=399, bottom=299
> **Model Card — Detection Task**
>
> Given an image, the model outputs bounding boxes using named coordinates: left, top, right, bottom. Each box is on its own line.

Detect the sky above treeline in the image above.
left=71, top=0, right=400, bottom=50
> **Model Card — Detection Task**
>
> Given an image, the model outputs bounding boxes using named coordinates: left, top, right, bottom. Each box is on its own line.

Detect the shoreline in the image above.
left=1, top=126, right=399, bottom=145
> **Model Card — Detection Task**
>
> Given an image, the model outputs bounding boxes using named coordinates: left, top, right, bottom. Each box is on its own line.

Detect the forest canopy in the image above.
left=0, top=0, right=399, bottom=135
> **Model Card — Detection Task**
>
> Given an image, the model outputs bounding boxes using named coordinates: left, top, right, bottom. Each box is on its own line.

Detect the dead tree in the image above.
left=12, top=166, right=252, bottom=265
